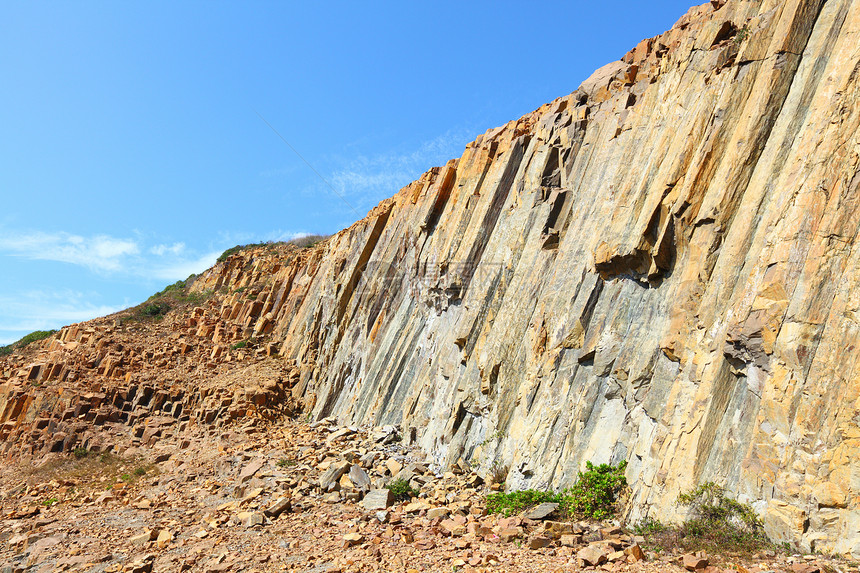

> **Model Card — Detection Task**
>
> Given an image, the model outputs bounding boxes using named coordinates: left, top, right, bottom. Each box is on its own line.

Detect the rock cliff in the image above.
left=2, top=0, right=860, bottom=556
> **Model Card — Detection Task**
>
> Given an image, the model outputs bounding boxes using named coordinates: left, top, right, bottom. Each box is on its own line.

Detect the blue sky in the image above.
left=0, top=0, right=695, bottom=345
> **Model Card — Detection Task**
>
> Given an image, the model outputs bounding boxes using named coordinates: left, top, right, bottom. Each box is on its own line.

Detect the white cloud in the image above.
left=0, top=227, right=313, bottom=345
left=148, top=250, right=221, bottom=281
left=0, top=230, right=222, bottom=283
left=329, top=129, right=474, bottom=207
left=215, top=230, right=313, bottom=247
left=149, top=242, right=185, bottom=256
left=0, top=290, right=125, bottom=345
left=0, top=231, right=140, bottom=272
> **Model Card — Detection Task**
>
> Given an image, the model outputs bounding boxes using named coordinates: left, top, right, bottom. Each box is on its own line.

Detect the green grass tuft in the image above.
left=0, top=330, right=58, bottom=357
left=386, top=478, right=419, bottom=502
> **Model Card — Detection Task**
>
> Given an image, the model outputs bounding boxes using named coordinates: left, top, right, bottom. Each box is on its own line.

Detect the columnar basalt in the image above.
left=2, top=0, right=860, bottom=556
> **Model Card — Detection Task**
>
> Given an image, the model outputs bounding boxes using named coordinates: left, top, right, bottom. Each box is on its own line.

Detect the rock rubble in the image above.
left=3, top=418, right=852, bottom=573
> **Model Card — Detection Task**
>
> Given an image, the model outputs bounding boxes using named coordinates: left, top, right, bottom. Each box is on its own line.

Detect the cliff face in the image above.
left=2, top=0, right=860, bottom=556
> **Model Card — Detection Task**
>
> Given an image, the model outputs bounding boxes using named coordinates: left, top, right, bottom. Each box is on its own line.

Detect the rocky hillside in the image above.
left=3, top=0, right=860, bottom=558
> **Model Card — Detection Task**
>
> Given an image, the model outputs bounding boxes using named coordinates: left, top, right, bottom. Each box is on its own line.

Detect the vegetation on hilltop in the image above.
left=0, top=330, right=58, bottom=357
left=216, top=234, right=330, bottom=264
left=121, top=274, right=212, bottom=324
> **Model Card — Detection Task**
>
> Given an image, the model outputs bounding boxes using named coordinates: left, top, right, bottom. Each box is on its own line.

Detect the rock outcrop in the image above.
left=2, top=0, right=860, bottom=557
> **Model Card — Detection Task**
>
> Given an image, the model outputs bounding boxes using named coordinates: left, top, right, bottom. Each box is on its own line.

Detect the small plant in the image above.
left=675, top=482, right=772, bottom=554
left=73, top=447, right=89, bottom=459
left=637, top=482, right=778, bottom=557
left=231, top=340, right=248, bottom=350
left=489, top=460, right=509, bottom=485
left=633, top=517, right=669, bottom=537
left=486, top=489, right=559, bottom=517
left=134, top=467, right=146, bottom=477
left=563, top=460, right=627, bottom=520
left=142, top=302, right=169, bottom=317
left=120, top=473, right=131, bottom=481
left=276, top=458, right=296, bottom=468
left=485, top=460, right=627, bottom=520
left=386, top=478, right=419, bottom=502
left=479, top=429, right=506, bottom=448
left=42, top=497, right=58, bottom=507
left=733, top=25, right=750, bottom=44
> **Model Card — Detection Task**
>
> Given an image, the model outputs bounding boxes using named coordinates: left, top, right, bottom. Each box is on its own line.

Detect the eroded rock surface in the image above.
left=3, top=0, right=860, bottom=556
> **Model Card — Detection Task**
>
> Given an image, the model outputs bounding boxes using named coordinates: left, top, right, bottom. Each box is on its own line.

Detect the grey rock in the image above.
left=360, top=489, right=395, bottom=510
left=524, top=502, right=559, bottom=520
left=348, top=464, right=371, bottom=492
left=319, top=460, right=350, bottom=491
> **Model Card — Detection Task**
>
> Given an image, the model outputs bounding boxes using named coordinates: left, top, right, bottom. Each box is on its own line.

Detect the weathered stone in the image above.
left=155, top=529, right=173, bottom=549
left=624, top=543, right=645, bottom=561
left=239, top=458, right=264, bottom=482
left=385, top=459, right=403, bottom=475
left=130, top=529, right=155, bottom=546
left=318, top=461, right=350, bottom=491
left=403, top=501, right=432, bottom=513
left=528, top=535, right=552, bottom=550
left=264, top=496, right=291, bottom=517
left=577, top=545, right=608, bottom=566
left=440, top=519, right=466, bottom=536
left=499, top=527, right=523, bottom=543
left=524, top=502, right=558, bottom=520
left=348, top=464, right=371, bottom=492
left=683, top=553, right=709, bottom=571
left=360, top=489, right=395, bottom=510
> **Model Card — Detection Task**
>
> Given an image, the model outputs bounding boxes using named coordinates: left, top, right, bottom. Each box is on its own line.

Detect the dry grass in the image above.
left=24, top=451, right=158, bottom=493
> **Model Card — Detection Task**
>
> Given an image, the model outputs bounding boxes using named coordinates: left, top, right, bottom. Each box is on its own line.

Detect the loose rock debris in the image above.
left=1, top=419, right=853, bottom=573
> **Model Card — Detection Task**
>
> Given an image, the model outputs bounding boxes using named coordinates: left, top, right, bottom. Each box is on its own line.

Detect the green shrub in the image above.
left=73, top=447, right=88, bottom=459
left=42, top=497, right=58, bottom=507
left=142, top=302, right=169, bottom=317
left=675, top=482, right=772, bottom=554
left=564, top=460, right=627, bottom=520
left=635, top=482, right=777, bottom=557
left=134, top=467, right=146, bottom=476
left=147, top=280, right=185, bottom=301
left=485, top=460, right=628, bottom=520
left=487, top=489, right=559, bottom=517
left=276, top=458, right=296, bottom=468
left=230, top=340, right=247, bottom=350
left=217, top=244, right=251, bottom=263
left=386, top=478, right=419, bottom=502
